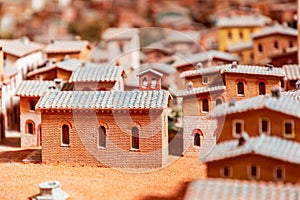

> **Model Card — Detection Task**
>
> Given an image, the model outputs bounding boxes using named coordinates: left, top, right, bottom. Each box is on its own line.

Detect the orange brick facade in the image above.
left=207, top=154, right=300, bottom=183
left=40, top=109, right=169, bottom=168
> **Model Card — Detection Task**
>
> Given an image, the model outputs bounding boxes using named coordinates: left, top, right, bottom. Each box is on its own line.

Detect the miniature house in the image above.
left=36, top=68, right=171, bottom=168
left=137, top=68, right=163, bottom=91
left=15, top=80, right=62, bottom=147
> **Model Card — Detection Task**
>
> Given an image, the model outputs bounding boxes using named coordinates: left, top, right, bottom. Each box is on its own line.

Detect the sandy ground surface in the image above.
left=0, top=132, right=206, bottom=200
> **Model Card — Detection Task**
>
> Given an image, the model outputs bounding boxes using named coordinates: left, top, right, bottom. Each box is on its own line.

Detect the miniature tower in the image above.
left=137, top=68, right=163, bottom=91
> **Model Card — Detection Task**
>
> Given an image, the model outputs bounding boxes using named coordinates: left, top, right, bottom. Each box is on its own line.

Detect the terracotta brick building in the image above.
left=252, top=24, right=297, bottom=65
left=283, top=64, right=300, bottom=91
left=15, top=80, right=61, bottom=147
left=210, top=90, right=300, bottom=143
left=177, top=62, right=285, bottom=156
left=44, top=40, right=91, bottom=62
left=202, top=135, right=300, bottom=183
left=36, top=69, right=171, bottom=168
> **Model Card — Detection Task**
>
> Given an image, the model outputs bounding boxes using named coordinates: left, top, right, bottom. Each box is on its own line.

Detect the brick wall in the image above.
left=41, top=109, right=168, bottom=168
left=182, top=116, right=217, bottom=157
left=20, top=97, right=41, bottom=147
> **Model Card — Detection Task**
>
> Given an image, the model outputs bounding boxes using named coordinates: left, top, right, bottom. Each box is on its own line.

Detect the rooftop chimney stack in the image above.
left=271, top=86, right=281, bottom=98
left=196, top=62, right=203, bottom=69
left=54, top=78, right=63, bottom=90
left=187, top=81, right=193, bottom=90
left=231, top=61, right=238, bottom=68
left=296, top=80, right=300, bottom=89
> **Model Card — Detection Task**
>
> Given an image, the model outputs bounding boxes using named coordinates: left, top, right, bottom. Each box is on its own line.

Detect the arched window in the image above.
left=259, top=82, right=266, bottom=95
left=28, top=122, right=34, bottom=134
left=194, top=133, right=201, bottom=147
left=131, top=127, right=139, bottom=149
left=237, top=82, right=244, bottom=95
left=30, top=100, right=36, bottom=111
left=142, top=77, right=148, bottom=88
left=151, top=78, right=157, bottom=88
left=202, top=99, right=209, bottom=112
left=98, top=126, right=106, bottom=148
left=216, top=98, right=222, bottom=106
left=62, top=124, right=70, bottom=145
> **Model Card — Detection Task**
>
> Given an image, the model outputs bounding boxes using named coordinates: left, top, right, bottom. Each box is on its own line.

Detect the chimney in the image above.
left=80, top=61, right=86, bottom=67
left=54, top=78, right=63, bottom=90
left=238, top=136, right=246, bottom=146
left=266, top=64, right=273, bottom=71
left=196, top=62, right=203, bottom=69
left=271, top=86, right=281, bottom=98
left=229, top=98, right=235, bottom=106
left=187, top=81, right=193, bottom=90
left=231, top=61, right=238, bottom=68
left=32, top=181, right=70, bottom=200
left=296, top=80, right=300, bottom=89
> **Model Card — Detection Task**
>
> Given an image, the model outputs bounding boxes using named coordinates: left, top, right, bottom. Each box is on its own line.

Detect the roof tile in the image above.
left=44, top=40, right=90, bottom=53
left=15, top=80, right=58, bottom=97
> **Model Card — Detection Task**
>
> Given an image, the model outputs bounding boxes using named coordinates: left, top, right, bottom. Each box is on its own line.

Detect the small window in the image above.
left=260, top=118, right=270, bottom=134
left=98, top=126, right=106, bottom=148
left=239, top=31, right=243, bottom=39
left=249, top=164, right=259, bottom=179
left=258, top=44, right=263, bottom=53
left=228, top=31, right=232, bottom=39
left=289, top=41, right=294, bottom=48
left=30, top=100, right=36, bottom=111
left=237, top=82, right=244, bottom=95
left=194, top=133, right=201, bottom=147
left=27, top=122, right=34, bottom=134
left=221, top=167, right=230, bottom=177
left=142, top=77, right=148, bottom=88
left=202, top=76, right=209, bottom=84
left=151, top=78, right=157, bottom=88
left=233, top=120, right=243, bottom=137
left=259, top=82, right=266, bottom=95
left=131, top=127, right=139, bottom=150
left=283, top=120, right=294, bottom=137
left=274, top=167, right=285, bottom=181
left=274, top=41, right=279, bottom=49
left=215, top=98, right=222, bottom=106
left=62, top=124, right=70, bottom=146
left=202, top=99, right=209, bottom=112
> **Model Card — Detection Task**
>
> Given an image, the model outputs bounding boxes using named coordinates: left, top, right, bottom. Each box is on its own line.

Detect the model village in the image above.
left=1, top=0, right=300, bottom=199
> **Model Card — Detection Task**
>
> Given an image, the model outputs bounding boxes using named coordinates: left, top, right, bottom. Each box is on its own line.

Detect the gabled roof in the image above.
left=36, top=90, right=170, bottom=110
left=282, top=90, right=300, bottom=101
left=185, top=178, right=300, bottom=200
left=283, top=64, right=300, bottom=80
left=180, top=63, right=285, bottom=78
left=173, top=50, right=239, bottom=68
left=216, top=15, right=271, bottom=27
left=252, top=24, right=297, bottom=39
left=136, top=68, right=163, bottom=77
left=201, top=135, right=300, bottom=165
left=44, top=40, right=90, bottom=53
left=209, top=93, right=300, bottom=118
left=69, top=64, right=125, bottom=83
left=176, top=86, right=226, bottom=97
left=27, top=58, right=82, bottom=77
left=0, top=38, right=43, bottom=57
left=15, top=80, right=57, bottom=97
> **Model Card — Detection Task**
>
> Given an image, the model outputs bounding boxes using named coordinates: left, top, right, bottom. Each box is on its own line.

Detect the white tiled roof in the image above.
left=283, top=65, right=300, bottom=80
left=209, top=94, right=300, bottom=118
left=176, top=86, right=226, bottom=97
left=216, top=15, right=271, bottom=27
left=69, top=64, right=124, bottom=82
left=36, top=90, right=170, bottom=110
left=15, top=80, right=57, bottom=97
left=44, top=40, right=90, bottom=53
left=0, top=38, right=43, bottom=57
left=185, top=178, right=300, bottom=200
left=252, top=24, right=297, bottom=39
left=180, top=63, right=285, bottom=78
left=282, top=90, right=300, bottom=101
left=164, top=30, right=200, bottom=44
left=201, top=134, right=300, bottom=164
left=102, top=27, right=138, bottom=41
left=173, top=50, right=239, bottom=68
left=227, top=41, right=253, bottom=52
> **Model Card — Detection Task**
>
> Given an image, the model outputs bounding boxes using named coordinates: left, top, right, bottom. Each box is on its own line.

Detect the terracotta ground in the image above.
left=0, top=132, right=206, bottom=200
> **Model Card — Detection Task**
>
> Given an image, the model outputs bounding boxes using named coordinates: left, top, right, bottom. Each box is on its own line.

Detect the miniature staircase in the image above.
left=23, top=149, right=42, bottom=163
